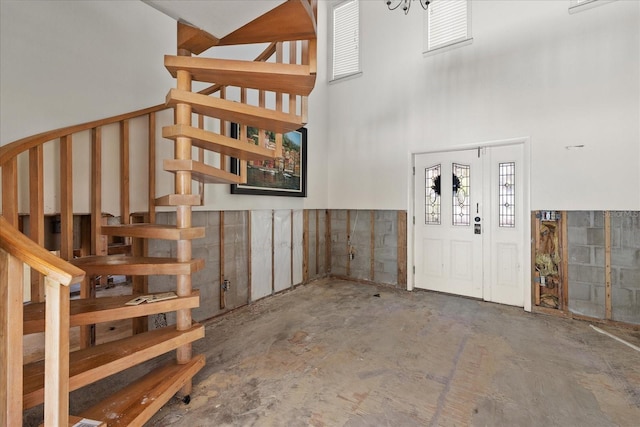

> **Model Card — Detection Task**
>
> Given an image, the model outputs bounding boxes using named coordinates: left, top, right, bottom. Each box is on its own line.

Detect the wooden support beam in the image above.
left=120, top=120, right=130, bottom=226
left=174, top=48, right=194, bottom=397
left=220, top=211, right=226, bottom=310
left=303, top=210, right=309, bottom=283
left=247, top=211, right=252, bottom=304
left=561, top=211, right=569, bottom=311
left=29, top=145, right=45, bottom=302
left=91, top=127, right=106, bottom=256
left=326, top=210, right=331, bottom=274
left=43, top=277, right=70, bottom=427
left=148, top=112, right=156, bottom=224
left=370, top=210, right=375, bottom=282
left=0, top=250, right=24, bottom=426
left=60, top=135, right=73, bottom=261
left=1, top=157, right=18, bottom=227
left=397, top=211, right=407, bottom=287
left=132, top=215, right=148, bottom=335
left=346, top=210, right=351, bottom=277
left=315, top=209, right=320, bottom=276
left=271, top=210, right=275, bottom=294
left=604, top=211, right=612, bottom=320
left=289, top=41, right=298, bottom=116
left=532, top=212, right=540, bottom=306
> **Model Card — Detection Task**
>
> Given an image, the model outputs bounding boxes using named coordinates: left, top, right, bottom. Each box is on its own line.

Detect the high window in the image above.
left=331, top=0, right=360, bottom=81
left=423, top=0, right=471, bottom=53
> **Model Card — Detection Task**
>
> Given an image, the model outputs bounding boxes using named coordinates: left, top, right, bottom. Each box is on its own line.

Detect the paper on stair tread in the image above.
left=72, top=419, right=103, bottom=427
left=125, top=292, right=178, bottom=305
left=147, top=292, right=178, bottom=303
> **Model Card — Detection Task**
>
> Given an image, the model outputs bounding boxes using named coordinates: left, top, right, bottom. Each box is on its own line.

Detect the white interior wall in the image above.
left=326, top=0, right=640, bottom=211
left=1, top=1, right=330, bottom=215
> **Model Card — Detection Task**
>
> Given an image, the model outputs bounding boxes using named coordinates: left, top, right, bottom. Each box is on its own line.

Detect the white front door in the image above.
left=414, top=144, right=525, bottom=306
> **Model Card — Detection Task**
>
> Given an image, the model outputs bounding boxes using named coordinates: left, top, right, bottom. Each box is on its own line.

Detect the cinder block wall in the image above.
left=568, top=211, right=640, bottom=324
left=567, top=211, right=606, bottom=318
left=610, top=212, right=640, bottom=323
left=330, top=210, right=403, bottom=286
left=148, top=209, right=334, bottom=325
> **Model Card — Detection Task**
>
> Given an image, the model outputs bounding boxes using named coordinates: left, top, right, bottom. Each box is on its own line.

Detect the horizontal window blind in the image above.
left=425, top=0, right=469, bottom=52
left=333, top=0, right=359, bottom=79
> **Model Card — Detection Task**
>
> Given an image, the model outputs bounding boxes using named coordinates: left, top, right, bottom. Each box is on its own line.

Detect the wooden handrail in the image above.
left=0, top=216, right=84, bottom=286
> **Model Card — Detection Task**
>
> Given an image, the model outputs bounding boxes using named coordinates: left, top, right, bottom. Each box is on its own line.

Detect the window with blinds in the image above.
left=332, top=0, right=360, bottom=80
left=423, top=0, right=471, bottom=53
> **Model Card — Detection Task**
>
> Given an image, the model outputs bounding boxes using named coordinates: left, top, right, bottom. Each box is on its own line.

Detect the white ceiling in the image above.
left=143, top=0, right=286, bottom=39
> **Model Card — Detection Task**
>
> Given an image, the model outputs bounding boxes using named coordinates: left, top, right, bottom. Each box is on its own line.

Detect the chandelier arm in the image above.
left=386, top=0, right=404, bottom=12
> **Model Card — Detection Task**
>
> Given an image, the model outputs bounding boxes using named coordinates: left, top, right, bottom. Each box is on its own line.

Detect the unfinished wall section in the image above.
left=307, top=209, right=328, bottom=280
left=567, top=211, right=640, bottom=325
left=330, top=210, right=404, bottom=287
left=567, top=211, right=605, bottom=318
left=610, top=212, right=640, bottom=324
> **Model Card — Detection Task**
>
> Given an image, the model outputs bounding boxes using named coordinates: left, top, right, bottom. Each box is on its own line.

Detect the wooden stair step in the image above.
left=165, top=55, right=315, bottom=96
left=218, top=0, right=316, bottom=46
left=155, top=194, right=202, bottom=207
left=79, top=355, right=205, bottom=426
left=166, top=89, right=303, bottom=135
left=178, top=21, right=219, bottom=55
left=70, top=255, right=204, bottom=276
left=23, top=323, right=205, bottom=409
left=164, top=159, right=243, bottom=185
left=39, top=415, right=107, bottom=427
left=101, top=224, right=205, bottom=240
left=163, top=124, right=276, bottom=162
left=24, top=291, right=200, bottom=335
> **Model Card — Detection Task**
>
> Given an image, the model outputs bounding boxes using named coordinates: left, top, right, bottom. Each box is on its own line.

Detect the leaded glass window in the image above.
left=452, top=163, right=470, bottom=226
left=425, top=164, right=441, bottom=225
left=499, top=162, right=516, bottom=227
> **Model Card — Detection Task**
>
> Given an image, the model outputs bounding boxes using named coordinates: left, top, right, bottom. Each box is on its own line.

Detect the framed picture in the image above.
left=230, top=124, right=307, bottom=197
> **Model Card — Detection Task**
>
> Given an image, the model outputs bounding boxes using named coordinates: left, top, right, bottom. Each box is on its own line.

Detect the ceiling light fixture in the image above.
left=386, top=0, right=431, bottom=15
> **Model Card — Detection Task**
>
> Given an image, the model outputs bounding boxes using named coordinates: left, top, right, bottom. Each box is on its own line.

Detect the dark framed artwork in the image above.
left=230, top=124, right=307, bottom=197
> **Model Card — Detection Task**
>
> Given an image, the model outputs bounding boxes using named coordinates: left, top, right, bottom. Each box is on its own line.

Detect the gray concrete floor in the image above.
left=145, top=279, right=639, bottom=427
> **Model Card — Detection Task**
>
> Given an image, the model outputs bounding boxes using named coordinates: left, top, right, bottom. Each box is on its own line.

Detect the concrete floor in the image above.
left=144, top=279, right=639, bottom=427
left=23, top=279, right=640, bottom=426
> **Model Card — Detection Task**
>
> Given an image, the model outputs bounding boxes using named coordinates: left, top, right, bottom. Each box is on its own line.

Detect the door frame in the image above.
left=407, top=137, right=532, bottom=311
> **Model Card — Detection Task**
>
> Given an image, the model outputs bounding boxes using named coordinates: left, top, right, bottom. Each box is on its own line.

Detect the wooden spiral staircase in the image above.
left=0, top=1, right=317, bottom=425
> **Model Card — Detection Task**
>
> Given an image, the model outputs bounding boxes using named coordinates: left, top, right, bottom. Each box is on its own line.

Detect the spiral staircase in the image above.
left=0, top=1, right=317, bottom=425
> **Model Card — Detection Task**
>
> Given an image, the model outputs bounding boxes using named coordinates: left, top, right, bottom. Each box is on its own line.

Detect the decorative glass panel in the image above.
left=499, top=162, right=516, bottom=227
left=425, top=164, right=441, bottom=225
left=452, top=163, right=470, bottom=226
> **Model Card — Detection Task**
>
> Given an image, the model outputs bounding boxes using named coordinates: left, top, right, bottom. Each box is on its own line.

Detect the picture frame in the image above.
left=230, top=124, right=307, bottom=197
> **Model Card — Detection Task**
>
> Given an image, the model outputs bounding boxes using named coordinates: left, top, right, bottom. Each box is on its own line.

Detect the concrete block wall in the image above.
left=567, top=211, right=606, bottom=318
left=330, top=210, right=402, bottom=286
left=610, top=212, right=640, bottom=324
left=148, top=209, right=330, bottom=326
left=373, top=211, right=398, bottom=285
left=567, top=211, right=640, bottom=324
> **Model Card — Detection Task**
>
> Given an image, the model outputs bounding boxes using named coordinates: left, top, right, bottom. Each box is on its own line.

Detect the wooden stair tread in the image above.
left=24, top=291, right=200, bottom=335
left=165, top=55, right=315, bottom=96
left=101, top=224, right=205, bottom=240
left=70, top=255, right=205, bottom=276
left=163, top=159, right=243, bottom=185
left=163, top=124, right=276, bottom=162
left=218, top=0, right=316, bottom=46
left=79, top=355, right=205, bottom=426
left=23, top=324, right=205, bottom=409
left=39, top=415, right=107, bottom=427
left=166, top=89, right=303, bottom=135
left=178, top=21, right=219, bottom=54
left=155, top=194, right=202, bottom=207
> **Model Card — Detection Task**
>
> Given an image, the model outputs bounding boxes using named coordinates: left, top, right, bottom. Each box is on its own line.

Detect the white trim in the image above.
left=408, top=136, right=532, bottom=311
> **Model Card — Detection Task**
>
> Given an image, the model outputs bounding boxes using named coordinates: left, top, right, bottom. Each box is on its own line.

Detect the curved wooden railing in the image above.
left=0, top=215, right=85, bottom=426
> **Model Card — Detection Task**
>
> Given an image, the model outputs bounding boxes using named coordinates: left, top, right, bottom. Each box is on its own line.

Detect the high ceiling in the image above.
left=143, top=0, right=286, bottom=39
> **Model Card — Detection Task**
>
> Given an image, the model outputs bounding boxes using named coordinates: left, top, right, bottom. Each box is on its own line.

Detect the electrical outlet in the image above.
left=349, top=253, right=355, bottom=260
left=222, top=279, right=230, bottom=291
